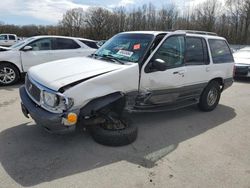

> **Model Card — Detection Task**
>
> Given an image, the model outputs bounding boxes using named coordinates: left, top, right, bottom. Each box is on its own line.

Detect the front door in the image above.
left=21, top=38, right=54, bottom=71
left=139, top=34, right=186, bottom=106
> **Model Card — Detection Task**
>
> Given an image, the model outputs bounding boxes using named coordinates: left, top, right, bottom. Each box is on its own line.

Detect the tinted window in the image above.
left=54, top=38, right=80, bottom=50
left=153, top=35, right=185, bottom=68
left=80, top=40, right=98, bottom=49
left=9, top=35, right=16, bottom=40
left=186, top=37, right=209, bottom=65
left=29, top=38, right=53, bottom=51
left=209, top=39, right=234, bottom=63
left=0, top=35, right=7, bottom=40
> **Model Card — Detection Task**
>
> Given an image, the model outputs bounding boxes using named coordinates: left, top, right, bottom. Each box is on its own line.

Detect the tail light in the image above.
left=233, top=65, right=236, bottom=77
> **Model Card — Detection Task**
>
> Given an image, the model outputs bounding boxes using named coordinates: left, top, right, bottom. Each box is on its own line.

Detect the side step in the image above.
left=127, top=99, right=199, bottom=113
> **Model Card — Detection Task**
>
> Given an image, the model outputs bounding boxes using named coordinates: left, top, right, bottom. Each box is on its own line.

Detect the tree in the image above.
left=59, top=8, right=85, bottom=36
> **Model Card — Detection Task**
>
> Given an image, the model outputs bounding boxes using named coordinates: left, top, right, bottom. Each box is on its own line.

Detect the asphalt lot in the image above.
left=0, top=79, right=250, bottom=188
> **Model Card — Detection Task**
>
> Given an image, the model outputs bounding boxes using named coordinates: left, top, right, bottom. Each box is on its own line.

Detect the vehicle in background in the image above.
left=78, top=38, right=99, bottom=49
left=0, top=34, right=18, bottom=46
left=19, top=30, right=234, bottom=146
left=97, top=40, right=107, bottom=48
left=233, top=47, right=250, bottom=78
left=0, top=35, right=96, bottom=85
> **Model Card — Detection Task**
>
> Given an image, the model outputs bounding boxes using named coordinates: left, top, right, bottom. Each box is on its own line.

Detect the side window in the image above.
left=54, top=38, right=80, bottom=50
left=208, top=39, right=234, bottom=63
left=28, top=38, right=53, bottom=51
left=80, top=40, right=98, bottom=49
left=185, top=37, right=209, bottom=65
left=152, top=35, right=185, bottom=68
left=9, top=35, right=16, bottom=40
left=0, top=35, right=8, bottom=40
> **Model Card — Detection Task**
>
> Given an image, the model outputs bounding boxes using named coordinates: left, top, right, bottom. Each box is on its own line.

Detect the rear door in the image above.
left=8, top=35, right=17, bottom=46
left=182, top=36, right=212, bottom=98
left=52, top=38, right=82, bottom=60
left=52, top=38, right=94, bottom=60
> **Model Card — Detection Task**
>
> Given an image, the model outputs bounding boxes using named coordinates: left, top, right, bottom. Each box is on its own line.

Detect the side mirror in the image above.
left=151, top=58, right=167, bottom=71
left=22, top=46, right=33, bottom=51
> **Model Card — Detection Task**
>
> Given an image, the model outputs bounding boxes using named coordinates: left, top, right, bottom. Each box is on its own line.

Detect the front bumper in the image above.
left=19, top=86, right=77, bottom=134
left=235, top=64, right=250, bottom=77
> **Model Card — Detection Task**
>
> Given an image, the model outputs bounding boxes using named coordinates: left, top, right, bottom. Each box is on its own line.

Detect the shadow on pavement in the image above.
left=0, top=80, right=24, bottom=91
left=0, top=104, right=236, bottom=186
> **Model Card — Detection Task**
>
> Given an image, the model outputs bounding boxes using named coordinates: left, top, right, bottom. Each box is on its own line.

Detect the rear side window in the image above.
left=185, top=37, right=209, bottom=65
left=54, top=38, right=80, bottom=50
left=9, top=35, right=16, bottom=40
left=208, top=39, right=234, bottom=63
left=80, top=40, right=98, bottom=49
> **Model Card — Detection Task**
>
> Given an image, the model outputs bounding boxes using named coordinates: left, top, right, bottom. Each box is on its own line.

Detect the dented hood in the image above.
left=28, top=57, right=124, bottom=91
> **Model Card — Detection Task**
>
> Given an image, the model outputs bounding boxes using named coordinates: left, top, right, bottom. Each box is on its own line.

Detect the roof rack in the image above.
left=175, top=30, right=218, bottom=36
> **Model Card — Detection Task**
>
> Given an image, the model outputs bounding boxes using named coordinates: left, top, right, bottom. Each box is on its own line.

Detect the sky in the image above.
left=0, top=0, right=218, bottom=25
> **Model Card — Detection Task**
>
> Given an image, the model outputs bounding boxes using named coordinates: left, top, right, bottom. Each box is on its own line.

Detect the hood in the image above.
left=234, top=51, right=250, bottom=65
left=0, top=46, right=11, bottom=52
left=28, top=57, right=125, bottom=91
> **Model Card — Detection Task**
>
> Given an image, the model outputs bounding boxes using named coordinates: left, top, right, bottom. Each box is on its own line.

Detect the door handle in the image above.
left=206, top=67, right=210, bottom=72
left=173, top=70, right=185, bottom=77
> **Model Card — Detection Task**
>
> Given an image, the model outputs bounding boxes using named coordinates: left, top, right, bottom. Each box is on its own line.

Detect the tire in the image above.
left=198, top=81, right=221, bottom=111
left=89, top=118, right=138, bottom=146
left=0, top=63, right=20, bottom=86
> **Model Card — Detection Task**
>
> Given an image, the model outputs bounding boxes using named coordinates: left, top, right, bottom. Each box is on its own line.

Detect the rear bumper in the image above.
left=19, top=86, right=77, bottom=134
left=235, top=64, right=250, bottom=77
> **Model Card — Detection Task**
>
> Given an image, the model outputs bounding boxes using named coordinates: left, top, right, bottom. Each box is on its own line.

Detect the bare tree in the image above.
left=59, top=8, right=85, bottom=36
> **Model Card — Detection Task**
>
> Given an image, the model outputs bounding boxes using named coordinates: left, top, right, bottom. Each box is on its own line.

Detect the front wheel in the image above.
left=89, top=116, right=138, bottom=146
left=0, top=63, right=20, bottom=86
left=198, top=81, right=221, bottom=112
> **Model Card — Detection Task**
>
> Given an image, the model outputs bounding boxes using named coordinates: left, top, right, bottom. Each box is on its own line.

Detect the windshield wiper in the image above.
left=101, top=54, right=125, bottom=65
left=90, top=53, right=125, bottom=65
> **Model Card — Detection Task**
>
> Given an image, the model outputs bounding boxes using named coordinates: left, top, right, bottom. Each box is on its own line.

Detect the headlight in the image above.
left=43, top=91, right=59, bottom=107
left=41, top=90, right=74, bottom=113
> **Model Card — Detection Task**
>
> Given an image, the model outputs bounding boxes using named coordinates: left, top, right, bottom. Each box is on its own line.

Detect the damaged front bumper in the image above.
left=19, top=86, right=79, bottom=134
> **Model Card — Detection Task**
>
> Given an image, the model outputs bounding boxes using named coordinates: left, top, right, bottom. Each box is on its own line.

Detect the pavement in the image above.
left=0, top=79, right=249, bottom=188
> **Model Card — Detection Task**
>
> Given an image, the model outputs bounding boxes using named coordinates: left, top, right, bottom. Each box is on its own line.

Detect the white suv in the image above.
left=0, top=35, right=96, bottom=85
left=19, top=31, right=234, bottom=146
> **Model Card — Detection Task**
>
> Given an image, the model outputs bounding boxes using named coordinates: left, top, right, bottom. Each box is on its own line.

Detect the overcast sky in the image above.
left=0, top=0, right=219, bottom=25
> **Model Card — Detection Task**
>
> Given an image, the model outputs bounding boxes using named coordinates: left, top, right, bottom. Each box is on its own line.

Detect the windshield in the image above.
left=10, top=37, right=34, bottom=49
left=94, top=33, right=154, bottom=63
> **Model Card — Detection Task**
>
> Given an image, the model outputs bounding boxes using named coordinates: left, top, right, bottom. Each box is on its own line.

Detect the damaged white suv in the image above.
left=19, top=31, right=234, bottom=146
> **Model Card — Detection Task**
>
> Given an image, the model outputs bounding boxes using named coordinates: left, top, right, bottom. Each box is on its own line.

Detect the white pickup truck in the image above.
left=0, top=34, right=18, bottom=47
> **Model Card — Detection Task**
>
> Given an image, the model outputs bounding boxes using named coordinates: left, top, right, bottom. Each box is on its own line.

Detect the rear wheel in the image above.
left=0, top=63, right=20, bottom=86
left=198, top=81, right=221, bottom=111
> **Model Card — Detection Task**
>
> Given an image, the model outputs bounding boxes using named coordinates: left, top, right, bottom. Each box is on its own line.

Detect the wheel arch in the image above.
left=0, top=61, right=22, bottom=78
left=79, top=91, right=126, bottom=117
left=207, top=77, right=224, bottom=91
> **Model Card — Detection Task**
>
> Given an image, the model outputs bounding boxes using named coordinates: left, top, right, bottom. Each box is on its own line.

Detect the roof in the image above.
left=121, top=31, right=168, bottom=36
left=31, top=35, right=95, bottom=41
left=119, top=30, right=226, bottom=40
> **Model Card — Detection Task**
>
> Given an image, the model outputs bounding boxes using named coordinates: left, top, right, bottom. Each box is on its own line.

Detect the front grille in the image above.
left=25, top=77, right=41, bottom=102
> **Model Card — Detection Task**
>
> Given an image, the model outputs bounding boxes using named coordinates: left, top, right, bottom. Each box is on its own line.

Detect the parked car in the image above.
left=0, top=34, right=18, bottom=46
left=19, top=30, right=234, bottom=146
left=0, top=35, right=96, bottom=85
left=233, top=47, right=250, bottom=78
